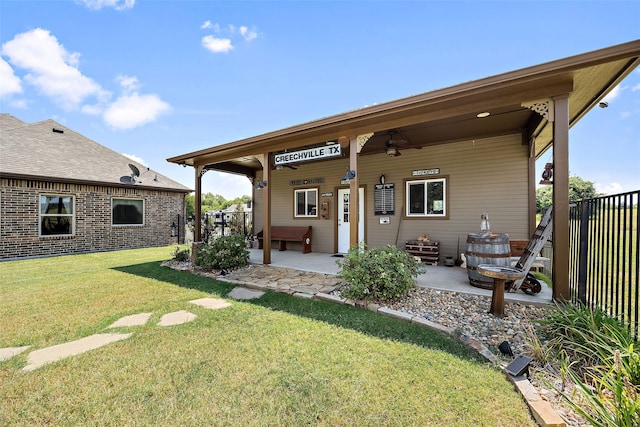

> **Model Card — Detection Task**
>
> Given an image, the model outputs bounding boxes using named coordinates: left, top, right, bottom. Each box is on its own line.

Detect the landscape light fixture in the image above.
left=341, top=167, right=356, bottom=181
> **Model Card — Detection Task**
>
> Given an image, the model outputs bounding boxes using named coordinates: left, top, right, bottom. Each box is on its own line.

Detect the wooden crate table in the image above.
left=405, top=240, right=440, bottom=265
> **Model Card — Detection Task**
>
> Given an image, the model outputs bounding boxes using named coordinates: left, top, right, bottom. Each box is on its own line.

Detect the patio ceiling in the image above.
left=167, top=40, right=640, bottom=177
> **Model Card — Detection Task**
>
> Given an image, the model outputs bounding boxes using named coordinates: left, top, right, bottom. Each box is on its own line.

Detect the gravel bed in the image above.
left=377, top=286, right=551, bottom=356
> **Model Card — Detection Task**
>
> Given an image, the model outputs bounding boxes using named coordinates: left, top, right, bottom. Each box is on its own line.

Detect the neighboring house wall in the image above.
left=1, top=178, right=185, bottom=260
left=253, top=134, right=530, bottom=257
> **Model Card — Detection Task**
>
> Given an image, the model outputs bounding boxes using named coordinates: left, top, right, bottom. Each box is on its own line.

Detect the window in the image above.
left=294, top=188, right=318, bottom=217
left=406, top=177, right=447, bottom=217
left=112, top=198, right=144, bottom=225
left=40, top=194, right=74, bottom=236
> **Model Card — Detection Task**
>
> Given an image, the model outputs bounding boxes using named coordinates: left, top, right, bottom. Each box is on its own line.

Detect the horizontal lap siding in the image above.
left=252, top=134, right=530, bottom=257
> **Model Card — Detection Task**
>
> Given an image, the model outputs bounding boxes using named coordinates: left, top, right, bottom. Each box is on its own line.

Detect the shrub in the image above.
left=195, top=233, right=249, bottom=271
left=337, top=244, right=424, bottom=301
left=171, top=246, right=191, bottom=262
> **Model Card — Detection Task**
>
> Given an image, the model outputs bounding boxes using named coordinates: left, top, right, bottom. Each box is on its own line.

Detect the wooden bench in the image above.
left=257, top=226, right=312, bottom=253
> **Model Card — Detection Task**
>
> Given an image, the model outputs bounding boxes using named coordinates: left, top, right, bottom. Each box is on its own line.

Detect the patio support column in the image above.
left=349, top=138, right=359, bottom=250
left=261, top=153, right=272, bottom=264
left=552, top=95, right=570, bottom=301
left=194, top=165, right=203, bottom=242
left=527, top=134, right=537, bottom=237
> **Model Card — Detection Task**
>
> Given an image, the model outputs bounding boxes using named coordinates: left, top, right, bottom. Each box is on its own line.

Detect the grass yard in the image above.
left=0, top=247, right=536, bottom=426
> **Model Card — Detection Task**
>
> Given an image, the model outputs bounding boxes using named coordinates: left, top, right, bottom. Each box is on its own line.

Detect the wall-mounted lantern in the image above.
left=341, top=167, right=356, bottom=181
left=170, top=221, right=177, bottom=237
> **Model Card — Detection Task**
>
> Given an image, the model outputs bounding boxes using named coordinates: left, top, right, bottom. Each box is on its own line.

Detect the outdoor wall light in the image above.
left=170, top=221, right=177, bottom=237
left=255, top=180, right=268, bottom=189
left=341, top=167, right=356, bottom=181
left=386, top=146, right=398, bottom=157
left=379, top=174, right=386, bottom=184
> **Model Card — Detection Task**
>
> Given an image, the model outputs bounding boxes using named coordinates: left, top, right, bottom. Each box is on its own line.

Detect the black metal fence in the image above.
left=201, top=210, right=253, bottom=244
left=569, top=190, right=639, bottom=340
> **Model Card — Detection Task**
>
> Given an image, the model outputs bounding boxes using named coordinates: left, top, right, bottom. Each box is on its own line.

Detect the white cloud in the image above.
left=601, top=84, right=625, bottom=103
left=202, top=35, right=233, bottom=53
left=104, top=92, right=170, bottom=130
left=1, top=28, right=107, bottom=110
left=116, top=74, right=140, bottom=93
left=122, top=153, right=147, bottom=166
left=77, top=0, right=135, bottom=11
left=0, top=57, right=22, bottom=97
left=595, top=182, right=624, bottom=195
left=240, top=26, right=258, bottom=42
left=632, top=83, right=640, bottom=92
left=201, top=20, right=213, bottom=30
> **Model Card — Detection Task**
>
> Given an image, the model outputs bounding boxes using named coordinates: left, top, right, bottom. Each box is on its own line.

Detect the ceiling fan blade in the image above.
left=285, top=164, right=298, bottom=170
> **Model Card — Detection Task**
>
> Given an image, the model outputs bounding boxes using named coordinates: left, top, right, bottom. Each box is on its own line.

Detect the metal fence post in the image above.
left=577, top=201, right=590, bottom=304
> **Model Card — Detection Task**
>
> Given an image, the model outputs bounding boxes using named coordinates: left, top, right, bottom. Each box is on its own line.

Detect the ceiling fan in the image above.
left=384, top=130, right=421, bottom=157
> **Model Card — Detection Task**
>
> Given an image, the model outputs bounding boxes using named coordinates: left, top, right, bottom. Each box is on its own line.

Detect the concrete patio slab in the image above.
left=22, top=333, right=132, bottom=371
left=0, top=346, right=30, bottom=362
left=189, top=297, right=232, bottom=310
left=158, top=310, right=196, bottom=326
left=108, top=312, right=152, bottom=328
left=227, top=287, right=264, bottom=300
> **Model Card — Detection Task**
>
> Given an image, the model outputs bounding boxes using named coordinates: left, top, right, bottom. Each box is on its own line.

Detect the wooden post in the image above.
left=349, top=137, right=359, bottom=250
left=552, top=96, right=570, bottom=301
left=262, top=153, right=272, bottom=264
left=194, top=165, right=203, bottom=243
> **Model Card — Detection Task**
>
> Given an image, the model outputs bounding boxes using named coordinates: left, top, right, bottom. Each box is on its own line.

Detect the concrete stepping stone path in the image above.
left=227, top=287, right=264, bottom=300
left=22, top=333, right=132, bottom=372
left=189, top=297, right=232, bottom=309
left=157, top=310, right=197, bottom=326
left=108, top=312, right=152, bottom=328
left=0, top=346, right=31, bottom=362
left=4, top=297, right=236, bottom=370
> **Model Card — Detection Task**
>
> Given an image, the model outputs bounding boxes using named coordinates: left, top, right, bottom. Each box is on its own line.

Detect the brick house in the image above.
left=0, top=114, right=191, bottom=260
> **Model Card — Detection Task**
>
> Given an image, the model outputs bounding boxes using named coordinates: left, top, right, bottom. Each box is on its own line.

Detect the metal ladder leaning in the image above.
left=510, top=206, right=553, bottom=292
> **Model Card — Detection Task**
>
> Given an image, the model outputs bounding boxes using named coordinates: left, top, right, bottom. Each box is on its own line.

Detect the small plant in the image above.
left=194, top=233, right=249, bottom=271
left=337, top=244, right=424, bottom=301
left=531, top=271, right=552, bottom=288
left=171, top=246, right=191, bottom=262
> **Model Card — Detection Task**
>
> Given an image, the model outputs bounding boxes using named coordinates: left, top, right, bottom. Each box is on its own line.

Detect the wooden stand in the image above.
left=405, top=240, right=440, bottom=265
left=477, top=265, right=525, bottom=317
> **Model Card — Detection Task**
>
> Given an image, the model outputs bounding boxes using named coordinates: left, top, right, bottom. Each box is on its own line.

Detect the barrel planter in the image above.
left=466, top=233, right=512, bottom=289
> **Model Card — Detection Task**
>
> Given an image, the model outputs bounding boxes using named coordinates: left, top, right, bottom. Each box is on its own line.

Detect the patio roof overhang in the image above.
left=168, top=40, right=640, bottom=176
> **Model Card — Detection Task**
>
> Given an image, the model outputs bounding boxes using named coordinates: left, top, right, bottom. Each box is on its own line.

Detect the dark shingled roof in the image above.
left=0, top=114, right=191, bottom=193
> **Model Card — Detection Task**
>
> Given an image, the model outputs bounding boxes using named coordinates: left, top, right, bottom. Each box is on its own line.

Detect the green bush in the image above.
left=337, top=244, right=424, bottom=301
left=171, top=246, right=191, bottom=262
left=194, top=234, right=249, bottom=271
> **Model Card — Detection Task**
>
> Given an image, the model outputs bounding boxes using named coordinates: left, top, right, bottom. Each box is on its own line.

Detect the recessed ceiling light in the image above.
left=476, top=112, right=490, bottom=118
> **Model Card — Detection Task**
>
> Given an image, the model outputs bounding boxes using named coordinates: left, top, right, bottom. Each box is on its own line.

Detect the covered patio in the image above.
left=169, top=40, right=640, bottom=303
left=245, top=248, right=552, bottom=305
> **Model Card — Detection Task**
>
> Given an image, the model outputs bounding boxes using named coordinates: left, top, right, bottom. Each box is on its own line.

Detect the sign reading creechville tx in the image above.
left=275, top=145, right=342, bottom=165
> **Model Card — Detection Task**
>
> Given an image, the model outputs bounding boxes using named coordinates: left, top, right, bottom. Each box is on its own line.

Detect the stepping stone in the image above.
left=189, top=297, right=232, bottom=310
left=228, top=287, right=264, bottom=300
left=108, top=312, right=152, bottom=328
left=0, top=346, right=31, bottom=362
left=22, top=333, right=131, bottom=372
left=158, top=310, right=196, bottom=326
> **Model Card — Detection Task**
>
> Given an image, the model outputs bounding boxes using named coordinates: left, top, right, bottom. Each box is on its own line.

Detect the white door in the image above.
left=337, top=187, right=364, bottom=253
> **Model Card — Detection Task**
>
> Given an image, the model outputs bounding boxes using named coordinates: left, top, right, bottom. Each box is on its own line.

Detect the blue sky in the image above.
left=1, top=0, right=639, bottom=198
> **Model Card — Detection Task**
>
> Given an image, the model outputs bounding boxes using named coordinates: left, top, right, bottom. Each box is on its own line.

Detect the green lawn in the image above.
left=0, top=247, right=536, bottom=426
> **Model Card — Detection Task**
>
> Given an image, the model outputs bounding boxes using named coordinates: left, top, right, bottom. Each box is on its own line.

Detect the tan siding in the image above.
left=252, top=134, right=531, bottom=257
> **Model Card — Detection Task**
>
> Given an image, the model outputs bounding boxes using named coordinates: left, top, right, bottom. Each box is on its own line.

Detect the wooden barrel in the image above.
left=466, top=233, right=511, bottom=289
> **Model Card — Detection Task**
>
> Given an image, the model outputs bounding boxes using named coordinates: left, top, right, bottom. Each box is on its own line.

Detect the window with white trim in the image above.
left=294, top=188, right=318, bottom=217
left=40, top=194, right=74, bottom=236
left=406, top=178, right=447, bottom=217
left=112, top=198, right=144, bottom=225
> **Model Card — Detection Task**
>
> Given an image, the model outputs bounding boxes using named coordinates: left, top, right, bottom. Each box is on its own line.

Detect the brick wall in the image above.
left=1, top=178, right=186, bottom=260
